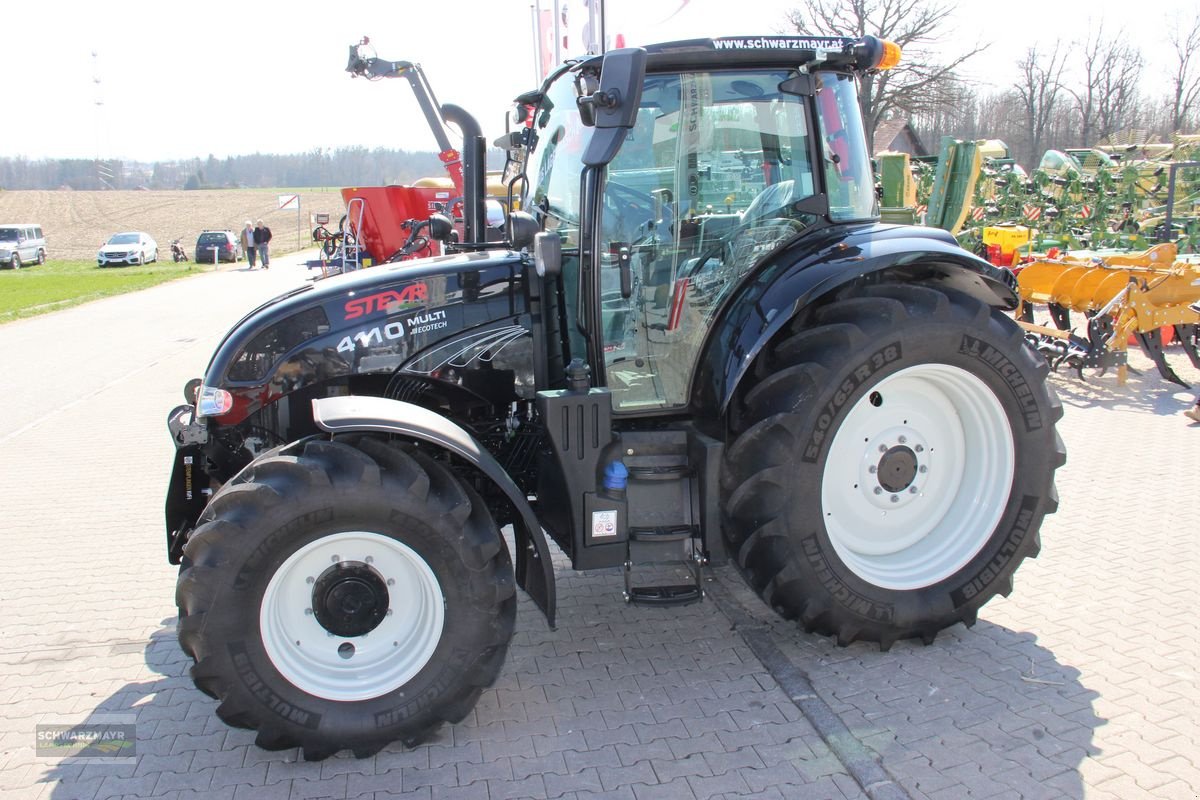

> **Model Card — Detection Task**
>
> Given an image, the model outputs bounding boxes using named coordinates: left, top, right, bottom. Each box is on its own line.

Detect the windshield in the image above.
left=527, top=74, right=595, bottom=232
left=108, top=233, right=140, bottom=245
left=0, top=228, right=19, bottom=241
left=199, top=233, right=227, bottom=244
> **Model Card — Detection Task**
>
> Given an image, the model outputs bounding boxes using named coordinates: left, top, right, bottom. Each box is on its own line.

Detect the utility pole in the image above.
left=92, top=50, right=114, bottom=190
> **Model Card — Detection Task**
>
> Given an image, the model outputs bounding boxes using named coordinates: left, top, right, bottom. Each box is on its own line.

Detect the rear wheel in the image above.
left=177, top=437, right=516, bottom=759
left=722, top=284, right=1064, bottom=648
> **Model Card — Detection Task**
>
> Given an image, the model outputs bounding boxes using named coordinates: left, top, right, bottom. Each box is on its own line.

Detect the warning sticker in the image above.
left=591, top=509, right=618, bottom=538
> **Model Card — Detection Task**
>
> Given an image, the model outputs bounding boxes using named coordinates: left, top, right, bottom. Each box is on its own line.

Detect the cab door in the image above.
left=594, top=69, right=821, bottom=413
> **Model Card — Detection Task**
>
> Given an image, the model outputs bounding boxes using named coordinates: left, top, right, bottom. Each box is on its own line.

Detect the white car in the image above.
left=98, top=232, right=158, bottom=267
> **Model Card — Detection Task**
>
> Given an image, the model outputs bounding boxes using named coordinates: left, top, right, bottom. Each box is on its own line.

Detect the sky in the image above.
left=1, top=0, right=1193, bottom=163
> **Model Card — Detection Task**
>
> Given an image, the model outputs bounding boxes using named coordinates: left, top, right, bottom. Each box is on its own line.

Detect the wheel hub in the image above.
left=312, top=562, right=389, bottom=637
left=877, top=445, right=918, bottom=493
left=858, top=425, right=930, bottom=511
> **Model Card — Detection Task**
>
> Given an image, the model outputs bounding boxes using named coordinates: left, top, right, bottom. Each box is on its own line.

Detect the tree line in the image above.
left=790, top=1, right=1199, bottom=168
left=0, top=147, right=448, bottom=191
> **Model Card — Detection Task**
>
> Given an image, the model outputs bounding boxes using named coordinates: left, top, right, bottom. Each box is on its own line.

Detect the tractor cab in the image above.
left=507, top=38, right=883, bottom=410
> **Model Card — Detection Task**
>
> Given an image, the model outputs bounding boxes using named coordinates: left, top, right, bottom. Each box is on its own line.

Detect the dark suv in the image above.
left=194, top=230, right=242, bottom=263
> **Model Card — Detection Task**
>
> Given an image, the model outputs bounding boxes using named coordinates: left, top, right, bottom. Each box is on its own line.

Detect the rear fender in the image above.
left=311, top=395, right=556, bottom=627
left=693, top=226, right=1020, bottom=417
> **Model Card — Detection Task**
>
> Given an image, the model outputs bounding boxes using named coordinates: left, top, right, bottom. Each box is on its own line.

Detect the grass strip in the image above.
left=0, top=259, right=200, bottom=323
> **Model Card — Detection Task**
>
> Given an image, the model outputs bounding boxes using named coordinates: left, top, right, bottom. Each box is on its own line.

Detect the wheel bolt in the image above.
left=890, top=495, right=899, bottom=503
left=878, top=444, right=888, bottom=453
left=365, top=556, right=374, bottom=564
left=898, top=436, right=907, bottom=444
left=915, top=445, right=924, bottom=453
left=873, top=487, right=883, bottom=495
left=386, top=609, right=393, bottom=616
left=909, top=486, right=918, bottom=494
left=868, top=465, right=877, bottom=474
left=387, top=578, right=395, bottom=586
left=919, top=465, right=928, bottom=473
left=305, top=608, right=313, bottom=615
left=306, top=576, right=315, bottom=584
left=331, top=555, right=340, bottom=563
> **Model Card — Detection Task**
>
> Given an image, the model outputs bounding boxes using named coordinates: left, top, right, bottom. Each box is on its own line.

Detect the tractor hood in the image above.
left=203, top=249, right=532, bottom=425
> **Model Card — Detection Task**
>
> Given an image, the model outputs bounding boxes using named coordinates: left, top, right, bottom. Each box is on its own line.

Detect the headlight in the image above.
left=196, top=385, right=233, bottom=418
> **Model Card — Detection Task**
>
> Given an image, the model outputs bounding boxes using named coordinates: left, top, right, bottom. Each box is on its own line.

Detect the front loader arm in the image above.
left=345, top=38, right=462, bottom=195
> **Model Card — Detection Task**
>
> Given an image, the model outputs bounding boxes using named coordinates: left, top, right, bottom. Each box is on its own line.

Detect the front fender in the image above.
left=693, top=223, right=1019, bottom=417
left=311, top=395, right=556, bottom=627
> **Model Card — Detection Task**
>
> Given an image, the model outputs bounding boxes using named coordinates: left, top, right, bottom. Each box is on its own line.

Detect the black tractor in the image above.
left=165, top=35, right=1064, bottom=760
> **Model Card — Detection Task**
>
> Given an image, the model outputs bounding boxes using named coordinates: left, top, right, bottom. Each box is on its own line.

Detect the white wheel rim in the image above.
left=821, top=363, right=1015, bottom=590
left=260, top=531, right=445, bottom=701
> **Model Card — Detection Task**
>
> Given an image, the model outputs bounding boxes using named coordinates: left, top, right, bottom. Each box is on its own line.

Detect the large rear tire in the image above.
left=722, top=284, right=1065, bottom=649
left=176, top=437, right=516, bottom=759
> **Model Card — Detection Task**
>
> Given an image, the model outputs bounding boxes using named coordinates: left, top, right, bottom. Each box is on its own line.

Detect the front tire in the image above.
left=722, top=284, right=1064, bottom=648
left=176, top=437, right=516, bottom=759
left=9, top=253, right=20, bottom=269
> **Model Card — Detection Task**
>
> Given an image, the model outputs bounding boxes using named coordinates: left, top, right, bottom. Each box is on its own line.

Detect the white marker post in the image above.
left=279, top=193, right=301, bottom=250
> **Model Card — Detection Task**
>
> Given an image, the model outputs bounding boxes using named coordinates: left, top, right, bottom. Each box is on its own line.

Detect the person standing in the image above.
left=254, top=219, right=273, bottom=269
left=241, top=221, right=257, bottom=269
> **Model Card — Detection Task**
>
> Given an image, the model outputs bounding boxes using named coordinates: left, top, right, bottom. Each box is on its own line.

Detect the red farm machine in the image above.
left=311, top=38, right=506, bottom=274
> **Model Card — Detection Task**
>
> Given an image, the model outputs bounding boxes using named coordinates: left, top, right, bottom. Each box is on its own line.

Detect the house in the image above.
left=873, top=119, right=927, bottom=157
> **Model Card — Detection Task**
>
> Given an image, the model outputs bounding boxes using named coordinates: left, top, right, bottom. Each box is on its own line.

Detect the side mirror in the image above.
left=533, top=231, right=562, bottom=277
left=581, top=48, right=646, bottom=167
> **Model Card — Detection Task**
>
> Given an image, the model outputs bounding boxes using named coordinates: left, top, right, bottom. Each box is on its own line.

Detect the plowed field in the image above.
left=0, top=189, right=347, bottom=260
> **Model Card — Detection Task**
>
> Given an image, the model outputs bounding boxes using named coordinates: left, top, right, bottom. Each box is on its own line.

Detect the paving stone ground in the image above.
left=0, top=253, right=1196, bottom=800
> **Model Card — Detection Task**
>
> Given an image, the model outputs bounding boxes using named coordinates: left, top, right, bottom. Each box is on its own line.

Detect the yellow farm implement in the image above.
left=1015, top=243, right=1200, bottom=386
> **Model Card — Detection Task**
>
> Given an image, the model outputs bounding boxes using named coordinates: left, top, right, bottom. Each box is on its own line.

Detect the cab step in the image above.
left=623, top=525, right=705, bottom=607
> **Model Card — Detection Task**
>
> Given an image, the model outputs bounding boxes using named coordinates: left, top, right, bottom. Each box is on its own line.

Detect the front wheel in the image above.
left=176, top=437, right=516, bottom=759
left=722, top=284, right=1065, bottom=648
left=9, top=253, right=20, bottom=269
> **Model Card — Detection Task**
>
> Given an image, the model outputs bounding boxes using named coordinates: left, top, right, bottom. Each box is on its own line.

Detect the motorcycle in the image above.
left=170, top=239, right=189, bottom=263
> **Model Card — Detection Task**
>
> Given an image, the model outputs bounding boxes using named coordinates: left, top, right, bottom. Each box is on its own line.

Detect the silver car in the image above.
left=0, top=224, right=47, bottom=269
